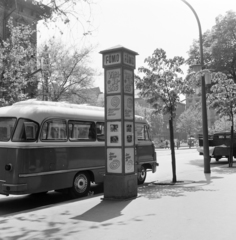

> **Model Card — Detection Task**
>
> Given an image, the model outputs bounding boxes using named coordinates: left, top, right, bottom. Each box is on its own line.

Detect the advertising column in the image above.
left=100, top=46, right=138, bottom=199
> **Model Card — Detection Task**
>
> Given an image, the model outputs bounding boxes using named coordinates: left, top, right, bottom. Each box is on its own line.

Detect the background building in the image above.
left=0, top=0, right=50, bottom=42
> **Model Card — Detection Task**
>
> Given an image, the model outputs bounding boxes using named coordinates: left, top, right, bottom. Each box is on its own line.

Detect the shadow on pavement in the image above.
left=71, top=198, right=133, bottom=223
left=0, top=184, right=104, bottom=217
left=138, top=174, right=223, bottom=200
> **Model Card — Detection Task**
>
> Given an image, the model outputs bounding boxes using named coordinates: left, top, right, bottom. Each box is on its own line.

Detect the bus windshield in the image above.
left=0, top=117, right=17, bottom=141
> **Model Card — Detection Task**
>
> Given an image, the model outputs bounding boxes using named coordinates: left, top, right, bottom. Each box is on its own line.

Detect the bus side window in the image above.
left=96, top=122, right=105, bottom=141
left=41, top=119, right=67, bottom=141
left=24, top=122, right=38, bottom=140
left=69, top=121, right=96, bottom=141
left=144, top=125, right=150, bottom=140
left=135, top=124, right=149, bottom=142
left=0, top=127, right=7, bottom=140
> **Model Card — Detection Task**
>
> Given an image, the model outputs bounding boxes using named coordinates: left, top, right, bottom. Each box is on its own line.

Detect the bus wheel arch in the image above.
left=69, top=171, right=91, bottom=198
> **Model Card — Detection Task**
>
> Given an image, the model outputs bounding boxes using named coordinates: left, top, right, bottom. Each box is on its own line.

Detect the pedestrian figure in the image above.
left=165, top=140, right=169, bottom=149
left=177, top=139, right=180, bottom=149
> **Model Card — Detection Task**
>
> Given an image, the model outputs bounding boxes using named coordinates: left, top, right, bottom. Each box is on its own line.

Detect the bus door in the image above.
left=135, top=124, right=156, bottom=171
left=0, top=117, right=17, bottom=194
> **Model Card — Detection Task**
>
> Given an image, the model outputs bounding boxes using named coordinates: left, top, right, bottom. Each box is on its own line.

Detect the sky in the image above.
left=38, top=0, right=236, bottom=93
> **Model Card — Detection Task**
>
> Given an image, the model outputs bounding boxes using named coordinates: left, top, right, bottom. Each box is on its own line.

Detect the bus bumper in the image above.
left=1, top=183, right=27, bottom=195
left=152, top=162, right=159, bottom=173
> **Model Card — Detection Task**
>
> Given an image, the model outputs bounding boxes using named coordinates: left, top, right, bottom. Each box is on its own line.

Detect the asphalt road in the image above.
left=0, top=147, right=229, bottom=217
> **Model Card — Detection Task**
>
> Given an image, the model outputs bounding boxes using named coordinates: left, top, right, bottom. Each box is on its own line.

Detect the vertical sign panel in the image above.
left=106, top=69, right=121, bottom=94
left=124, top=69, right=133, bottom=94
left=107, top=148, right=122, bottom=173
left=125, top=122, right=134, bottom=146
left=107, top=95, right=121, bottom=120
left=107, top=121, right=122, bottom=146
left=125, top=148, right=134, bottom=173
left=124, top=95, right=134, bottom=120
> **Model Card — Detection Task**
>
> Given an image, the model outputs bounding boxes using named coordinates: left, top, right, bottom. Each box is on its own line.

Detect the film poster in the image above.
left=125, top=148, right=134, bottom=173
left=106, top=69, right=121, bottom=94
left=107, top=95, right=121, bottom=120
left=107, top=148, right=122, bottom=173
left=107, top=122, right=121, bottom=146
left=125, top=122, right=134, bottom=146
left=124, top=95, right=133, bottom=120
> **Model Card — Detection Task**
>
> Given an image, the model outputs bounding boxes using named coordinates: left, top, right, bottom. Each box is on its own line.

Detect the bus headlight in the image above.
left=5, top=164, right=13, bottom=172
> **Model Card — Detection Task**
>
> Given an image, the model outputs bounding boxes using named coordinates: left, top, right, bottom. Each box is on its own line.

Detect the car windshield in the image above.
left=0, top=117, right=17, bottom=141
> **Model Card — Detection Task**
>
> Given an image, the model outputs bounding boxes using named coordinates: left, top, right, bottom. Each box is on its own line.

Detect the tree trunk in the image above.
left=169, top=118, right=177, bottom=183
left=229, top=125, right=234, bottom=167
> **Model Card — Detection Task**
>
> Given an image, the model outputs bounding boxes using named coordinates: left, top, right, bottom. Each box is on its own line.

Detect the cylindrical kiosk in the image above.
left=100, top=45, right=138, bottom=199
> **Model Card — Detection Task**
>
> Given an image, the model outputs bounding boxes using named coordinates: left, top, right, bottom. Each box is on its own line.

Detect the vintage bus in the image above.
left=0, top=100, right=157, bottom=198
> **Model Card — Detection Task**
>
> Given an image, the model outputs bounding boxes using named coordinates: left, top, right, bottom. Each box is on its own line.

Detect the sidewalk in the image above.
left=1, top=152, right=236, bottom=240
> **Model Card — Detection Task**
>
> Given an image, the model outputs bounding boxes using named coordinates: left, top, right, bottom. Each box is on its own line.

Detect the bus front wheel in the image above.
left=69, top=172, right=91, bottom=198
left=137, top=166, right=146, bottom=185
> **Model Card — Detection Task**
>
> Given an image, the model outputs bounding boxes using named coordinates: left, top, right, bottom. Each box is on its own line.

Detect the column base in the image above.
left=103, top=174, right=137, bottom=200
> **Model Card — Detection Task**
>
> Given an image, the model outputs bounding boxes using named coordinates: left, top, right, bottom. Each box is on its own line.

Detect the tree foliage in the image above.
left=187, top=11, right=236, bottom=82
left=176, top=105, right=202, bottom=138
left=37, top=39, right=96, bottom=102
left=0, top=19, right=36, bottom=105
left=209, top=116, right=232, bottom=134
left=135, top=48, right=186, bottom=119
left=208, top=72, right=236, bottom=122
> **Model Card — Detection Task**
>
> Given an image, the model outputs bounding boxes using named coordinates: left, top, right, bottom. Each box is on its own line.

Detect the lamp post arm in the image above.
left=180, top=0, right=204, bottom=67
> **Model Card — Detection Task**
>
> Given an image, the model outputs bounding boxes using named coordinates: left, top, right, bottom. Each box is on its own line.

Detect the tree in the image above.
left=207, top=71, right=236, bottom=167
left=135, top=48, right=188, bottom=183
left=176, top=105, right=202, bottom=145
left=0, top=19, right=37, bottom=106
left=209, top=116, right=232, bottom=134
left=37, top=0, right=95, bottom=36
left=37, top=39, right=96, bottom=102
left=186, top=11, right=236, bottom=82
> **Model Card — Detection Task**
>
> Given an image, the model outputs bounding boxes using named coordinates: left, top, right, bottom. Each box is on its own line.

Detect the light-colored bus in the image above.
left=0, top=100, right=157, bottom=198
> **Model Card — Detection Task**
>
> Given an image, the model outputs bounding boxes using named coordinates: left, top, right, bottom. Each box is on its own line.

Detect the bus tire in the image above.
left=137, top=165, right=146, bottom=185
left=69, top=172, right=90, bottom=198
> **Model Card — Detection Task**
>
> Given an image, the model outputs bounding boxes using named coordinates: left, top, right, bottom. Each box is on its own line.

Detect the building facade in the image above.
left=0, top=0, right=50, bottom=42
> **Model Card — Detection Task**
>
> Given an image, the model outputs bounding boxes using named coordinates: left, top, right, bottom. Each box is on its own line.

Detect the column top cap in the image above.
left=100, top=45, right=138, bottom=55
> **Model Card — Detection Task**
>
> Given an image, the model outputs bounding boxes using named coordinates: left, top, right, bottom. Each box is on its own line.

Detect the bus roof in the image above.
left=0, top=100, right=148, bottom=124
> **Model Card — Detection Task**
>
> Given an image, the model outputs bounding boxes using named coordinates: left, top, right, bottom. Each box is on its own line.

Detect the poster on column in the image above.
left=106, top=69, right=121, bottom=94
left=107, top=121, right=121, bottom=146
left=125, top=122, right=134, bottom=146
left=124, top=95, right=133, bottom=120
left=107, top=95, right=121, bottom=120
left=124, top=69, right=133, bottom=94
left=125, top=148, right=134, bottom=173
left=107, top=148, right=122, bottom=173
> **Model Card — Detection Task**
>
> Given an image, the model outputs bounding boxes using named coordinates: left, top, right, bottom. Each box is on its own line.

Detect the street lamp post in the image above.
left=181, top=0, right=211, bottom=173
